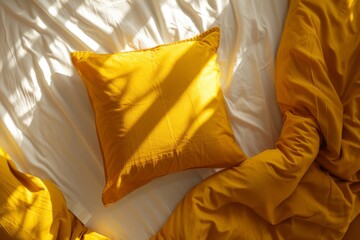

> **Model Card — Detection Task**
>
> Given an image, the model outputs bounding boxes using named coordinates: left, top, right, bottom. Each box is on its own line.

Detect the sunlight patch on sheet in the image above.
left=76, top=5, right=113, bottom=34
left=35, top=16, right=47, bottom=30
left=5, top=51, right=16, bottom=70
left=48, top=4, right=59, bottom=17
left=64, top=21, right=99, bottom=51
left=47, top=0, right=69, bottom=17
left=15, top=41, right=28, bottom=60
left=28, top=69, right=43, bottom=104
left=38, top=57, right=52, bottom=86
left=0, top=108, right=24, bottom=144
left=6, top=40, right=26, bottom=69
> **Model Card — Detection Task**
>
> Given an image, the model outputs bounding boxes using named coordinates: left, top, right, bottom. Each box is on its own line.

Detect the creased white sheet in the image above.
left=0, top=0, right=288, bottom=239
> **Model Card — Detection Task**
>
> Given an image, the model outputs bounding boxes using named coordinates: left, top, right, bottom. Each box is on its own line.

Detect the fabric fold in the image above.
left=152, top=0, right=360, bottom=239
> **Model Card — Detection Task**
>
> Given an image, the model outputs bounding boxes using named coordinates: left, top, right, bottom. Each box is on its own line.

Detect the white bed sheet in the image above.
left=0, top=0, right=288, bottom=239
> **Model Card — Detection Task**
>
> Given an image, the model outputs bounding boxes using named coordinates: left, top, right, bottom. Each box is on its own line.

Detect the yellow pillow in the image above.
left=71, top=27, right=247, bottom=206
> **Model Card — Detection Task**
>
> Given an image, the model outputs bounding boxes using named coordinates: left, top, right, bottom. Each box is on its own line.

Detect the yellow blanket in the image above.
left=0, top=147, right=109, bottom=240
left=153, top=0, right=360, bottom=239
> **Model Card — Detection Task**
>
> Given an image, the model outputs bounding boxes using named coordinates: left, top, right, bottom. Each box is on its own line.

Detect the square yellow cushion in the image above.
left=71, top=27, right=247, bottom=206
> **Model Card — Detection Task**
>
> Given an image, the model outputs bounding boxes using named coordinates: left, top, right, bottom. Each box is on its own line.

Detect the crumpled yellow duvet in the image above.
left=0, top=147, right=109, bottom=240
left=153, top=0, right=360, bottom=239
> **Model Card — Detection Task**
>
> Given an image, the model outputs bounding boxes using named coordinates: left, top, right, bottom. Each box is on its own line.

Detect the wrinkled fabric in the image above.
left=152, top=0, right=360, bottom=239
left=0, top=1, right=287, bottom=238
left=0, top=147, right=109, bottom=240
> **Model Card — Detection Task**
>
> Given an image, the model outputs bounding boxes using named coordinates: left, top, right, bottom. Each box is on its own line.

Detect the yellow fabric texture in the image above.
left=152, top=0, right=360, bottom=239
left=71, top=27, right=247, bottom=206
left=0, top=147, right=109, bottom=240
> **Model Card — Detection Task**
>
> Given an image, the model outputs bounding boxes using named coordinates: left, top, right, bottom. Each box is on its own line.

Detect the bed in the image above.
left=0, top=0, right=359, bottom=239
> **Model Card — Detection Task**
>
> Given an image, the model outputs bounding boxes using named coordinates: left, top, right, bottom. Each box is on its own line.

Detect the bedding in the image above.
left=3, top=0, right=357, bottom=239
left=153, top=0, right=360, bottom=239
left=0, top=146, right=108, bottom=239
